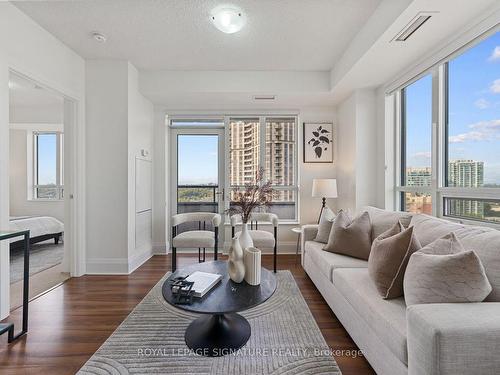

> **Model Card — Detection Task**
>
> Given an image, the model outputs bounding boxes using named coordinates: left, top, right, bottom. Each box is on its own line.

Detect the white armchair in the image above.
left=230, top=212, right=279, bottom=272
left=171, top=212, right=222, bottom=272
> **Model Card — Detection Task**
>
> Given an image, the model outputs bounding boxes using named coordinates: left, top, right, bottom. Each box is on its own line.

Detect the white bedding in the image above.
left=9, top=216, right=64, bottom=239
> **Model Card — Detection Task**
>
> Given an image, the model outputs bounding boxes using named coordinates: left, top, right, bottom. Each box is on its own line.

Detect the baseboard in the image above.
left=86, top=257, right=130, bottom=274
left=152, top=242, right=168, bottom=254
left=128, top=246, right=154, bottom=273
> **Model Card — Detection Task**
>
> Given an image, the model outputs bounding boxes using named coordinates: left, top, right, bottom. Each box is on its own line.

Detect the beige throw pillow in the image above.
left=368, top=222, right=421, bottom=299
left=404, top=233, right=492, bottom=306
left=314, top=207, right=336, bottom=244
left=323, top=210, right=371, bottom=260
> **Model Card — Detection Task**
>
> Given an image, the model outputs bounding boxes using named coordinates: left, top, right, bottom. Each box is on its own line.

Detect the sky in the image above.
left=37, top=134, right=57, bottom=185
left=406, top=31, right=500, bottom=185
left=177, top=135, right=218, bottom=185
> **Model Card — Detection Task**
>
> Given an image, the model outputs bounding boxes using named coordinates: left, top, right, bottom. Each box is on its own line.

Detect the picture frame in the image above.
left=303, top=122, right=334, bottom=163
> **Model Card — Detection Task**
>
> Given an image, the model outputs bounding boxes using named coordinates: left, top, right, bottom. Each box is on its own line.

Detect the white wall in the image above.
left=152, top=109, right=167, bottom=252
left=127, top=63, right=154, bottom=272
left=337, top=89, right=379, bottom=213
left=9, top=129, right=64, bottom=221
left=85, top=60, right=154, bottom=274
left=337, top=94, right=357, bottom=212
left=85, top=60, right=129, bottom=273
left=0, top=2, right=86, bottom=319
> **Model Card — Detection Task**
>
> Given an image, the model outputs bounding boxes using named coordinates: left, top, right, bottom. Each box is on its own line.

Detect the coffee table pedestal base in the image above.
left=185, top=313, right=251, bottom=357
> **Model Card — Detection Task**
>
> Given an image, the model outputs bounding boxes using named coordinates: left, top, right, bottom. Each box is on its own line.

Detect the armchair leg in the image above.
left=273, top=245, right=277, bottom=273
left=172, top=247, right=177, bottom=272
left=214, top=227, right=218, bottom=261
left=274, top=227, right=278, bottom=273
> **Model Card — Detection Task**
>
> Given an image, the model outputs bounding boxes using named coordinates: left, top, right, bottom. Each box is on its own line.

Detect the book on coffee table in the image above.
left=185, top=271, right=222, bottom=298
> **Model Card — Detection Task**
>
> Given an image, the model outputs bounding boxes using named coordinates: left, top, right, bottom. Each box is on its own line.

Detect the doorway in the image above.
left=8, top=72, right=71, bottom=311
left=170, top=127, right=226, bottom=249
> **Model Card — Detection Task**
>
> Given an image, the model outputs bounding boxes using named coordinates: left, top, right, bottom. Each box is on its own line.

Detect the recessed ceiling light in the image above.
left=92, top=31, right=107, bottom=43
left=210, top=6, right=246, bottom=34
left=253, top=95, right=276, bottom=101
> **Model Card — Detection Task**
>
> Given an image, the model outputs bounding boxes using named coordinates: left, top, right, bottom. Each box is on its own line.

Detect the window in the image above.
left=395, top=30, right=500, bottom=224
left=33, top=132, right=63, bottom=200
left=229, top=116, right=298, bottom=221
left=398, top=74, right=433, bottom=215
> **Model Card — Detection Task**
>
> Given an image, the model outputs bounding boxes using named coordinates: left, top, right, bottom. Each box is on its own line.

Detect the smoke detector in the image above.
left=92, top=32, right=107, bottom=43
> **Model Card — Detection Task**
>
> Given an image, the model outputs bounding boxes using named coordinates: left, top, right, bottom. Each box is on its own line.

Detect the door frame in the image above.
left=169, top=127, right=226, bottom=226
left=1, top=69, right=85, bottom=319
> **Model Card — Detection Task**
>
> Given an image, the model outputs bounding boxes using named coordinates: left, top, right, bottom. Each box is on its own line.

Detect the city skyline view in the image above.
left=406, top=31, right=500, bottom=185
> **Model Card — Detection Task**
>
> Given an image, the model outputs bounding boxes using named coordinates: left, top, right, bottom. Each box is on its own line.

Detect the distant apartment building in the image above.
left=229, top=118, right=295, bottom=203
left=448, top=160, right=484, bottom=217
left=229, top=119, right=260, bottom=186
left=406, top=167, right=431, bottom=187
left=265, top=119, right=295, bottom=202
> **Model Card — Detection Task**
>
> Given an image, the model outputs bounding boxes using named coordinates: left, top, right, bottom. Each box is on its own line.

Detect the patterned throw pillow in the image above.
left=323, top=210, right=372, bottom=260
left=368, top=221, right=421, bottom=299
left=404, top=233, right=492, bottom=306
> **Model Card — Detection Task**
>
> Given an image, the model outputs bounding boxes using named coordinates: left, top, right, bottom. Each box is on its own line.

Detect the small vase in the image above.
left=244, top=247, right=261, bottom=286
left=228, top=238, right=245, bottom=283
left=238, top=222, right=254, bottom=250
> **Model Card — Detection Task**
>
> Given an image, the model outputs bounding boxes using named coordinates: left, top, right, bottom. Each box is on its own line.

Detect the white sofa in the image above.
left=302, top=206, right=500, bottom=375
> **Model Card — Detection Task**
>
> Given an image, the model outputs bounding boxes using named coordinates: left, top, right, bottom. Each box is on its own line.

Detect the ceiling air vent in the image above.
left=253, top=95, right=276, bottom=101
left=393, top=12, right=434, bottom=42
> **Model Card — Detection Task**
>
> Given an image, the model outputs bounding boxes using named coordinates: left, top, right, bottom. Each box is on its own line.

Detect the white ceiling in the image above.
left=12, top=0, right=382, bottom=71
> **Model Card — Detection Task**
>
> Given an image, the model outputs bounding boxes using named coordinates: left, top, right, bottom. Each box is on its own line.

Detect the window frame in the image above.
left=169, top=114, right=299, bottom=223
left=32, top=131, right=64, bottom=201
left=225, top=115, right=299, bottom=222
left=394, top=29, right=500, bottom=227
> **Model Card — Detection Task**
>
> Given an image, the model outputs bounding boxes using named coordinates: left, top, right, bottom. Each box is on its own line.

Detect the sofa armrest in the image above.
left=407, top=303, right=500, bottom=375
left=301, top=225, right=319, bottom=263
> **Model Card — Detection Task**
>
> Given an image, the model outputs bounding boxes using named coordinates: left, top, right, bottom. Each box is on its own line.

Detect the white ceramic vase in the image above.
left=238, top=222, right=254, bottom=250
left=244, top=246, right=261, bottom=286
left=228, top=237, right=245, bottom=283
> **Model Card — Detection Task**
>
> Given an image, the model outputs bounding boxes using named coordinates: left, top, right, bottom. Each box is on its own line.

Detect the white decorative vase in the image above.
left=228, top=238, right=245, bottom=283
left=238, top=222, right=254, bottom=250
left=244, top=247, right=261, bottom=286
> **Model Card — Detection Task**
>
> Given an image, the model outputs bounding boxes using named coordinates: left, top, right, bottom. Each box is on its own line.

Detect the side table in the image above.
left=0, top=230, right=30, bottom=342
left=291, top=227, right=301, bottom=265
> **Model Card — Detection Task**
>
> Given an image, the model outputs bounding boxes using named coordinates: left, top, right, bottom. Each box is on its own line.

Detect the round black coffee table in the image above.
left=162, top=260, right=277, bottom=357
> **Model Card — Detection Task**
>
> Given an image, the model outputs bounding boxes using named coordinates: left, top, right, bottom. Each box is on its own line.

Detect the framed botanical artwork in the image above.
left=303, top=122, right=334, bottom=163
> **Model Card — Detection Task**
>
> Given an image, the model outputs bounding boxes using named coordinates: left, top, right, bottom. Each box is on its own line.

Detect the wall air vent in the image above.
left=253, top=95, right=276, bottom=100
left=393, top=13, right=434, bottom=42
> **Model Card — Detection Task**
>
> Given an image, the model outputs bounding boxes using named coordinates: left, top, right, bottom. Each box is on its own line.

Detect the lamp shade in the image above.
left=312, top=179, right=338, bottom=198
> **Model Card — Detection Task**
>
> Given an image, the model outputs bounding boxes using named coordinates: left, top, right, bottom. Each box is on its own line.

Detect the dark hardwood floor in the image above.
left=0, top=254, right=374, bottom=375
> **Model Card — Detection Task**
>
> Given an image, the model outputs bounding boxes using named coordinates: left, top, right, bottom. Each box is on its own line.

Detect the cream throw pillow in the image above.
left=404, top=233, right=492, bottom=306
left=314, top=206, right=336, bottom=244
left=323, top=210, right=371, bottom=260
left=368, top=221, right=421, bottom=299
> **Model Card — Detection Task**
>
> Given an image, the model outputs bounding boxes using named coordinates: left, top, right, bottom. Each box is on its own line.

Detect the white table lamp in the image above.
left=312, top=179, right=338, bottom=223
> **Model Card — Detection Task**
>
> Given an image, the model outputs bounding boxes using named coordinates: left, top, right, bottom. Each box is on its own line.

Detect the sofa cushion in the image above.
left=334, top=268, right=408, bottom=365
left=454, top=226, right=500, bottom=302
left=324, top=210, right=372, bottom=260
left=305, top=241, right=367, bottom=282
left=410, top=214, right=464, bottom=246
left=363, top=206, right=413, bottom=240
